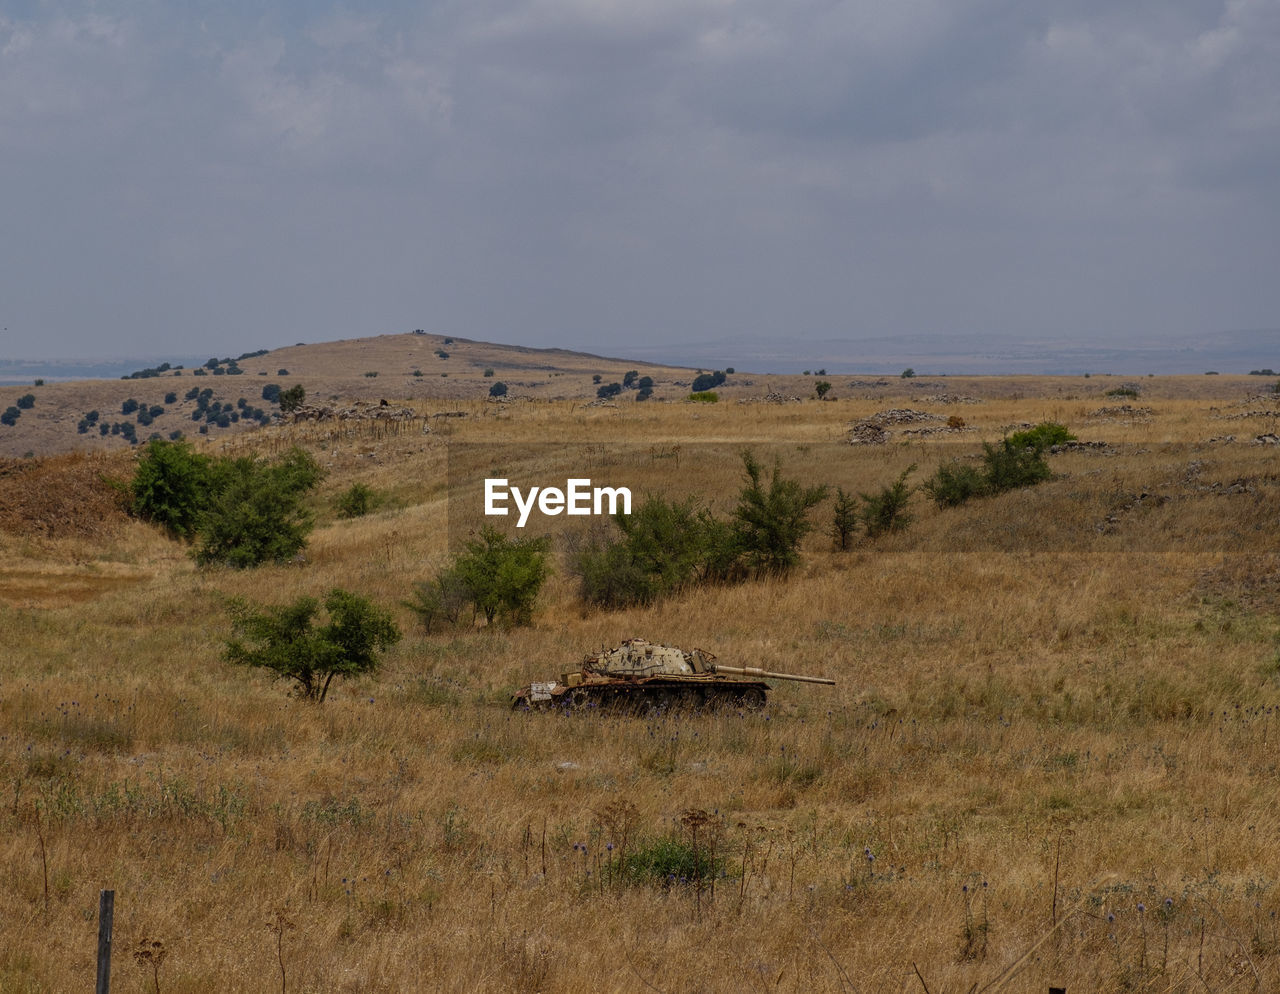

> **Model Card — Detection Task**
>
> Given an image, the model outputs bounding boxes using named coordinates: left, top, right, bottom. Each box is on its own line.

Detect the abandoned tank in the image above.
left=511, top=638, right=834, bottom=711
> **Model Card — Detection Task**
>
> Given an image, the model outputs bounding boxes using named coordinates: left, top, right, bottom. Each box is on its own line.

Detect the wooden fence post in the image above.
left=96, top=889, right=114, bottom=994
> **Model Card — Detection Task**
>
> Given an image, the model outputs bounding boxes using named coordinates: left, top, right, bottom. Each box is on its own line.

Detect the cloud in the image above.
left=0, top=0, right=1278, bottom=358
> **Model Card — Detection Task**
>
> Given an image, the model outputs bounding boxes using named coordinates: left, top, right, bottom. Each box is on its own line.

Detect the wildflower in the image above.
left=1137, top=902, right=1146, bottom=914
left=1107, top=912, right=1115, bottom=923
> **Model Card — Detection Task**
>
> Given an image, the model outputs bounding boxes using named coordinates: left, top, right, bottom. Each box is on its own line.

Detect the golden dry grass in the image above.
left=2, top=371, right=1280, bottom=991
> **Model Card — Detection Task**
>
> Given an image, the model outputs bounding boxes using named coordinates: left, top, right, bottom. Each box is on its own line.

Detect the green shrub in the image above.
left=687, top=391, right=718, bottom=403
left=814, top=380, right=832, bottom=399
left=731, top=450, right=828, bottom=575
left=981, top=439, right=1052, bottom=492
left=1, top=407, right=20, bottom=426
left=691, top=371, right=726, bottom=392
left=192, top=448, right=323, bottom=568
left=832, top=488, right=858, bottom=550
left=623, top=370, right=639, bottom=388
left=571, top=497, right=723, bottom=609
left=901, top=368, right=916, bottom=378
left=596, top=382, right=622, bottom=399
left=859, top=465, right=915, bottom=538
left=336, top=482, right=378, bottom=519
left=489, top=382, right=508, bottom=398
left=1007, top=421, right=1075, bottom=452
left=225, top=589, right=400, bottom=702
left=616, top=835, right=725, bottom=887
left=451, top=526, right=550, bottom=626
left=122, top=398, right=139, bottom=415
left=921, top=461, right=987, bottom=507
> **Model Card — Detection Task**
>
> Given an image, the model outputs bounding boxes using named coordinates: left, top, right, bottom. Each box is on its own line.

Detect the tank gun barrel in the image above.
left=711, top=664, right=835, bottom=686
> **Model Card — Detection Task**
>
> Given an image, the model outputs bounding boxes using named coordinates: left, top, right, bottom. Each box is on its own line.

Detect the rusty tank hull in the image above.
left=512, top=638, right=833, bottom=712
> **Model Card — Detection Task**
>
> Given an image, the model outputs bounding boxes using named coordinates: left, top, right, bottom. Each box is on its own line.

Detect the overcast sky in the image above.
left=2, top=0, right=1278, bottom=362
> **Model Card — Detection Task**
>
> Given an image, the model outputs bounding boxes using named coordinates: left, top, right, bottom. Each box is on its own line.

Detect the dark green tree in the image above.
left=225, top=589, right=400, bottom=702
left=130, top=438, right=215, bottom=539
left=193, top=448, right=323, bottom=567
left=278, top=385, right=306, bottom=413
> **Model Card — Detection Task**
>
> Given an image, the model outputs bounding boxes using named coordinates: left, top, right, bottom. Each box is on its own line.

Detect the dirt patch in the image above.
left=0, top=567, right=146, bottom=609
left=0, top=452, right=132, bottom=540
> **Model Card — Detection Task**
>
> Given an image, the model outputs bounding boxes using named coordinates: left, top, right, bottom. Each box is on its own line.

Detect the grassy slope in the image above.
left=2, top=362, right=1280, bottom=991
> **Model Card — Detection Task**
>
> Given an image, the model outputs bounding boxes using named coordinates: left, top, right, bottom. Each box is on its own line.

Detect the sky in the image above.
left=2, top=0, right=1278, bottom=364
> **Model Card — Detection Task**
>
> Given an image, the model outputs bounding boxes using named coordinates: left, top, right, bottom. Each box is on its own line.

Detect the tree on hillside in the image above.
left=278, top=385, right=306, bottom=413
left=225, top=589, right=401, bottom=702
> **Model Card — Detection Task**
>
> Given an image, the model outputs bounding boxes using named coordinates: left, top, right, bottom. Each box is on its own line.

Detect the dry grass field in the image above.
left=3, top=340, right=1280, bottom=992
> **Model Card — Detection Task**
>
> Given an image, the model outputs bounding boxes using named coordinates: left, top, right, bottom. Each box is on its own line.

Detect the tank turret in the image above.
left=512, top=638, right=834, bottom=711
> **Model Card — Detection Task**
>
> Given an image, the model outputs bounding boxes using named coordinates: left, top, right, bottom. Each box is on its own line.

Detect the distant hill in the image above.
left=0, top=333, right=705, bottom=457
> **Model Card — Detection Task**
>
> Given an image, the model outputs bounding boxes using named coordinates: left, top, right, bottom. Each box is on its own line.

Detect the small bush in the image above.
left=483, top=368, right=494, bottom=377
left=687, top=391, right=718, bottom=403
left=901, top=368, right=916, bottom=378
left=165, top=391, right=177, bottom=404
left=336, top=482, right=378, bottom=519
left=489, top=382, right=508, bottom=398
left=922, top=461, right=987, bottom=507
left=623, top=370, right=639, bottom=388
left=1, top=407, right=20, bottom=426
left=859, top=465, right=915, bottom=538
left=451, top=526, right=551, bottom=626
left=832, top=488, right=858, bottom=550
left=981, top=440, right=1051, bottom=492
left=814, top=380, right=832, bottom=399
left=16, top=393, right=35, bottom=410
left=122, top=398, right=139, bottom=415
left=596, top=382, right=622, bottom=399
left=1007, top=421, right=1075, bottom=452
left=403, top=569, right=471, bottom=633
left=616, top=835, right=725, bottom=887
left=1105, top=384, right=1141, bottom=399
